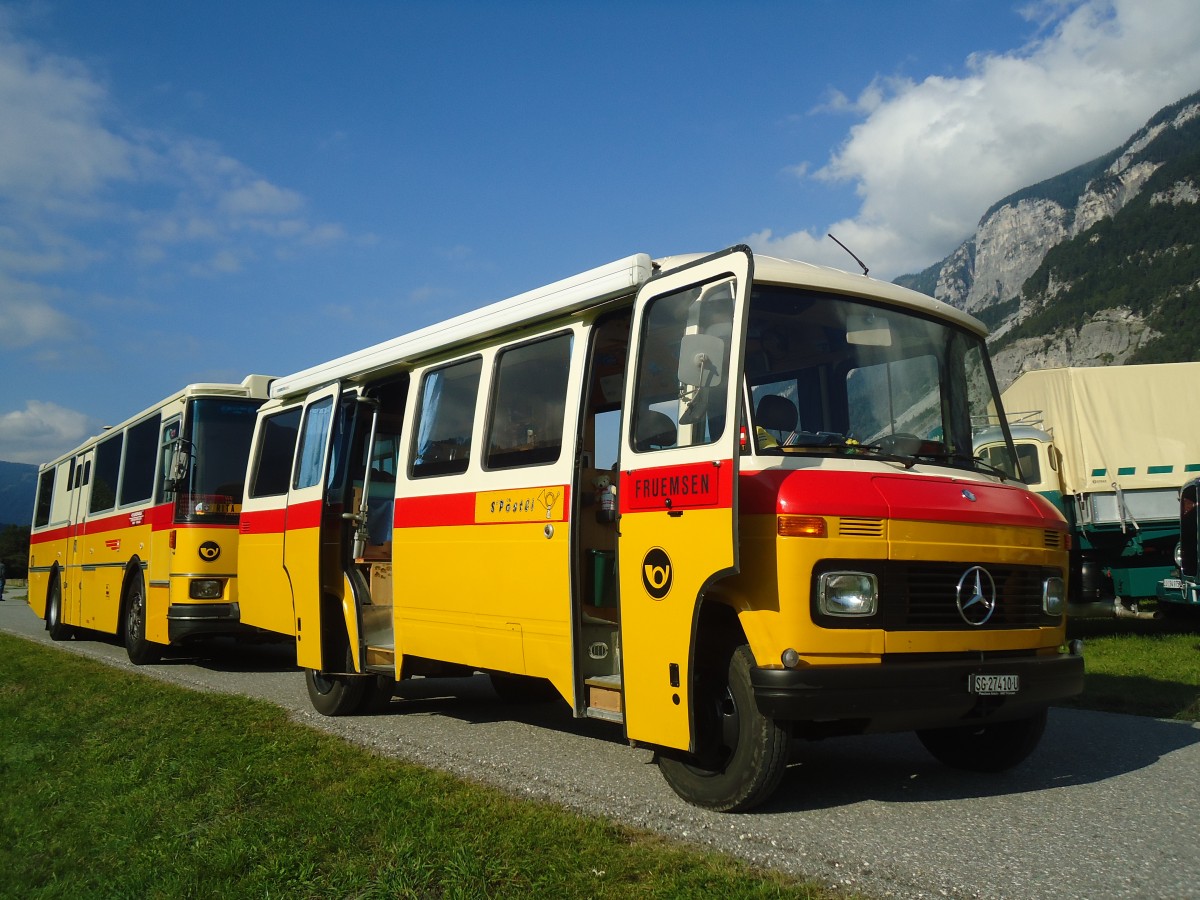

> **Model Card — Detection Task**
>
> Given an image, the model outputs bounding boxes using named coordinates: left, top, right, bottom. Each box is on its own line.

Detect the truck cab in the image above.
left=1157, top=478, right=1200, bottom=615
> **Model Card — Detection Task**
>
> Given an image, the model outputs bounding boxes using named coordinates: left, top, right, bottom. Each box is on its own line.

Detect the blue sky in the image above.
left=2, top=0, right=1199, bottom=464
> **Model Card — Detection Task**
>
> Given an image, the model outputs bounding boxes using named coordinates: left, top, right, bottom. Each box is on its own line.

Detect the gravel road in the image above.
left=3, top=591, right=1198, bottom=899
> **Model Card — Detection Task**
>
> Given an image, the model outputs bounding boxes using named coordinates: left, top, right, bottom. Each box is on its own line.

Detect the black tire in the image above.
left=306, top=667, right=367, bottom=715
left=305, top=644, right=375, bottom=716
left=45, top=575, right=73, bottom=641
left=917, top=708, right=1048, bottom=772
left=657, top=644, right=791, bottom=812
left=123, top=570, right=162, bottom=665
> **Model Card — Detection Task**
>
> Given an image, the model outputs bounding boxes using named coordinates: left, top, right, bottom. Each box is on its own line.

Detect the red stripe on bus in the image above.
left=284, top=499, right=323, bottom=530
left=239, top=507, right=288, bottom=534
left=395, top=492, right=480, bottom=528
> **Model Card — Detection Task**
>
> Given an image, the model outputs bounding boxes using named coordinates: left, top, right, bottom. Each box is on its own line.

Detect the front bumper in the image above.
left=751, top=650, right=1084, bottom=733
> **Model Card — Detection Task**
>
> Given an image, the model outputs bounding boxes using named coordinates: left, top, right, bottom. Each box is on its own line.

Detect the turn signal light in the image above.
left=777, top=515, right=828, bottom=538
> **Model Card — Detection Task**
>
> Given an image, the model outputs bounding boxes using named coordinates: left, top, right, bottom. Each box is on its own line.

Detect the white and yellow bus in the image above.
left=237, top=246, right=1083, bottom=811
left=28, top=375, right=273, bottom=664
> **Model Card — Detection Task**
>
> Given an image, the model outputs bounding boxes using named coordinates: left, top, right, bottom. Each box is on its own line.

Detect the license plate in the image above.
left=971, top=674, right=1019, bottom=695
left=1161, top=578, right=1184, bottom=590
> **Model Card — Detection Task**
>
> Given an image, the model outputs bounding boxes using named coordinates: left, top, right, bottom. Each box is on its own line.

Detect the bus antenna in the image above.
left=827, top=233, right=869, bottom=276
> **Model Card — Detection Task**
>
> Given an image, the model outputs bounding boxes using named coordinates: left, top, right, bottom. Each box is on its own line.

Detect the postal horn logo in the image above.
left=641, top=547, right=672, bottom=600
left=199, top=540, right=221, bottom=562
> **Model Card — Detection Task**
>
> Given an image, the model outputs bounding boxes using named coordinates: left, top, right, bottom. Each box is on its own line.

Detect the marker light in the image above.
left=818, top=572, right=878, bottom=617
left=778, top=515, right=828, bottom=538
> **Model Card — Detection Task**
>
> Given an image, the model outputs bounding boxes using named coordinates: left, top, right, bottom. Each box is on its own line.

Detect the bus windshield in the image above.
left=746, top=286, right=1014, bottom=475
left=172, top=397, right=264, bottom=523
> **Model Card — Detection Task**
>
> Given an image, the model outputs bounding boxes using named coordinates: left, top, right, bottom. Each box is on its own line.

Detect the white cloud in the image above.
left=754, top=0, right=1200, bottom=279
left=0, top=19, right=346, bottom=328
left=0, top=28, right=134, bottom=202
left=0, top=273, right=81, bottom=348
left=220, top=179, right=305, bottom=217
left=0, top=400, right=99, bottom=464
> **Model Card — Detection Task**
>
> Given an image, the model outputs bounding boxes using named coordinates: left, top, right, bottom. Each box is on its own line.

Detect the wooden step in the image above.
left=365, top=644, right=395, bottom=668
left=585, top=674, right=623, bottom=716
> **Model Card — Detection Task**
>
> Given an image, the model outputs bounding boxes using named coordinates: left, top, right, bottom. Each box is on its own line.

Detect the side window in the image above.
left=1016, top=444, right=1041, bottom=485
left=294, top=397, right=334, bottom=491
left=33, top=468, right=55, bottom=528
left=486, top=333, right=572, bottom=469
left=90, top=433, right=123, bottom=513
left=411, top=357, right=483, bottom=478
left=250, top=407, right=303, bottom=498
left=119, top=416, right=160, bottom=506
left=631, top=278, right=735, bottom=453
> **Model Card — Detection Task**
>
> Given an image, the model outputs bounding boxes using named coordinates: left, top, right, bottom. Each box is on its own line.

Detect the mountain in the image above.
left=0, top=460, right=37, bottom=528
left=896, top=89, right=1200, bottom=389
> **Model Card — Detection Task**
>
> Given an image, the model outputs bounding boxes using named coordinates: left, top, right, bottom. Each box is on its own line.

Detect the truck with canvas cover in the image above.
left=974, top=363, right=1200, bottom=617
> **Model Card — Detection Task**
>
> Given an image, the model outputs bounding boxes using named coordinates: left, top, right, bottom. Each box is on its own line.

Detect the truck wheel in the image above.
left=46, top=576, right=73, bottom=641
left=123, top=571, right=162, bottom=665
left=917, top=709, right=1048, bottom=772
left=657, top=644, right=791, bottom=812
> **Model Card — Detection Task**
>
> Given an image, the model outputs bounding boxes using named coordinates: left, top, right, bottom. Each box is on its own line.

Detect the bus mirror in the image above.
left=168, top=444, right=190, bottom=488
left=677, top=333, right=724, bottom=387
left=846, top=313, right=892, bottom=347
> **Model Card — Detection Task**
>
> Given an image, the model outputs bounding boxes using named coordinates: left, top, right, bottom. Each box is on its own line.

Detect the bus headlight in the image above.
left=1175, top=542, right=1183, bottom=569
left=189, top=579, right=224, bottom=600
left=818, top=572, right=878, bottom=617
left=1043, top=576, right=1066, bottom=616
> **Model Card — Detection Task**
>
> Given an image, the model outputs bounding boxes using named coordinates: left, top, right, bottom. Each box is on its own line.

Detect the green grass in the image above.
left=1064, top=613, right=1200, bottom=721
left=0, top=635, right=827, bottom=900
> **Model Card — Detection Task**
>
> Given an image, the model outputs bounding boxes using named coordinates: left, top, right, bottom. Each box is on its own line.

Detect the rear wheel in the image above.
left=45, top=576, right=73, bottom=641
left=306, top=667, right=367, bottom=715
left=917, top=709, right=1048, bottom=772
left=123, top=570, right=162, bottom=665
left=657, top=644, right=791, bottom=812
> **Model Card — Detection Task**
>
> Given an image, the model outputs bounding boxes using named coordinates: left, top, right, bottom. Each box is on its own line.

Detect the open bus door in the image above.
left=63, top=449, right=93, bottom=628
left=616, top=247, right=751, bottom=752
left=284, top=381, right=344, bottom=671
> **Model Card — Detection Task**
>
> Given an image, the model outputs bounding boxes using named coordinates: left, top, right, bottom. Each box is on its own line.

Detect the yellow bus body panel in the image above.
left=393, top=519, right=574, bottom=700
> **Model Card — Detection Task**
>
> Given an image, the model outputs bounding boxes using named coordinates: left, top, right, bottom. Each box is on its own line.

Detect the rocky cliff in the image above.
left=897, top=89, right=1200, bottom=388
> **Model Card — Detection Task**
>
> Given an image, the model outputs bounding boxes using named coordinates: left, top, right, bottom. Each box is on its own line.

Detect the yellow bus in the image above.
left=28, top=375, right=273, bottom=664
left=238, top=246, right=1083, bottom=811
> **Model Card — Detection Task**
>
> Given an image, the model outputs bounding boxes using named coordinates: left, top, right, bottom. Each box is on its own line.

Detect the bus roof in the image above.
left=37, top=374, right=275, bottom=470
left=270, top=248, right=987, bottom=401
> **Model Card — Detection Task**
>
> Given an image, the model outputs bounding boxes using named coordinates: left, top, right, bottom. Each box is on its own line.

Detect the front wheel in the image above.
left=123, top=571, right=162, bottom=665
left=917, top=709, right=1048, bottom=772
left=657, top=644, right=791, bottom=812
